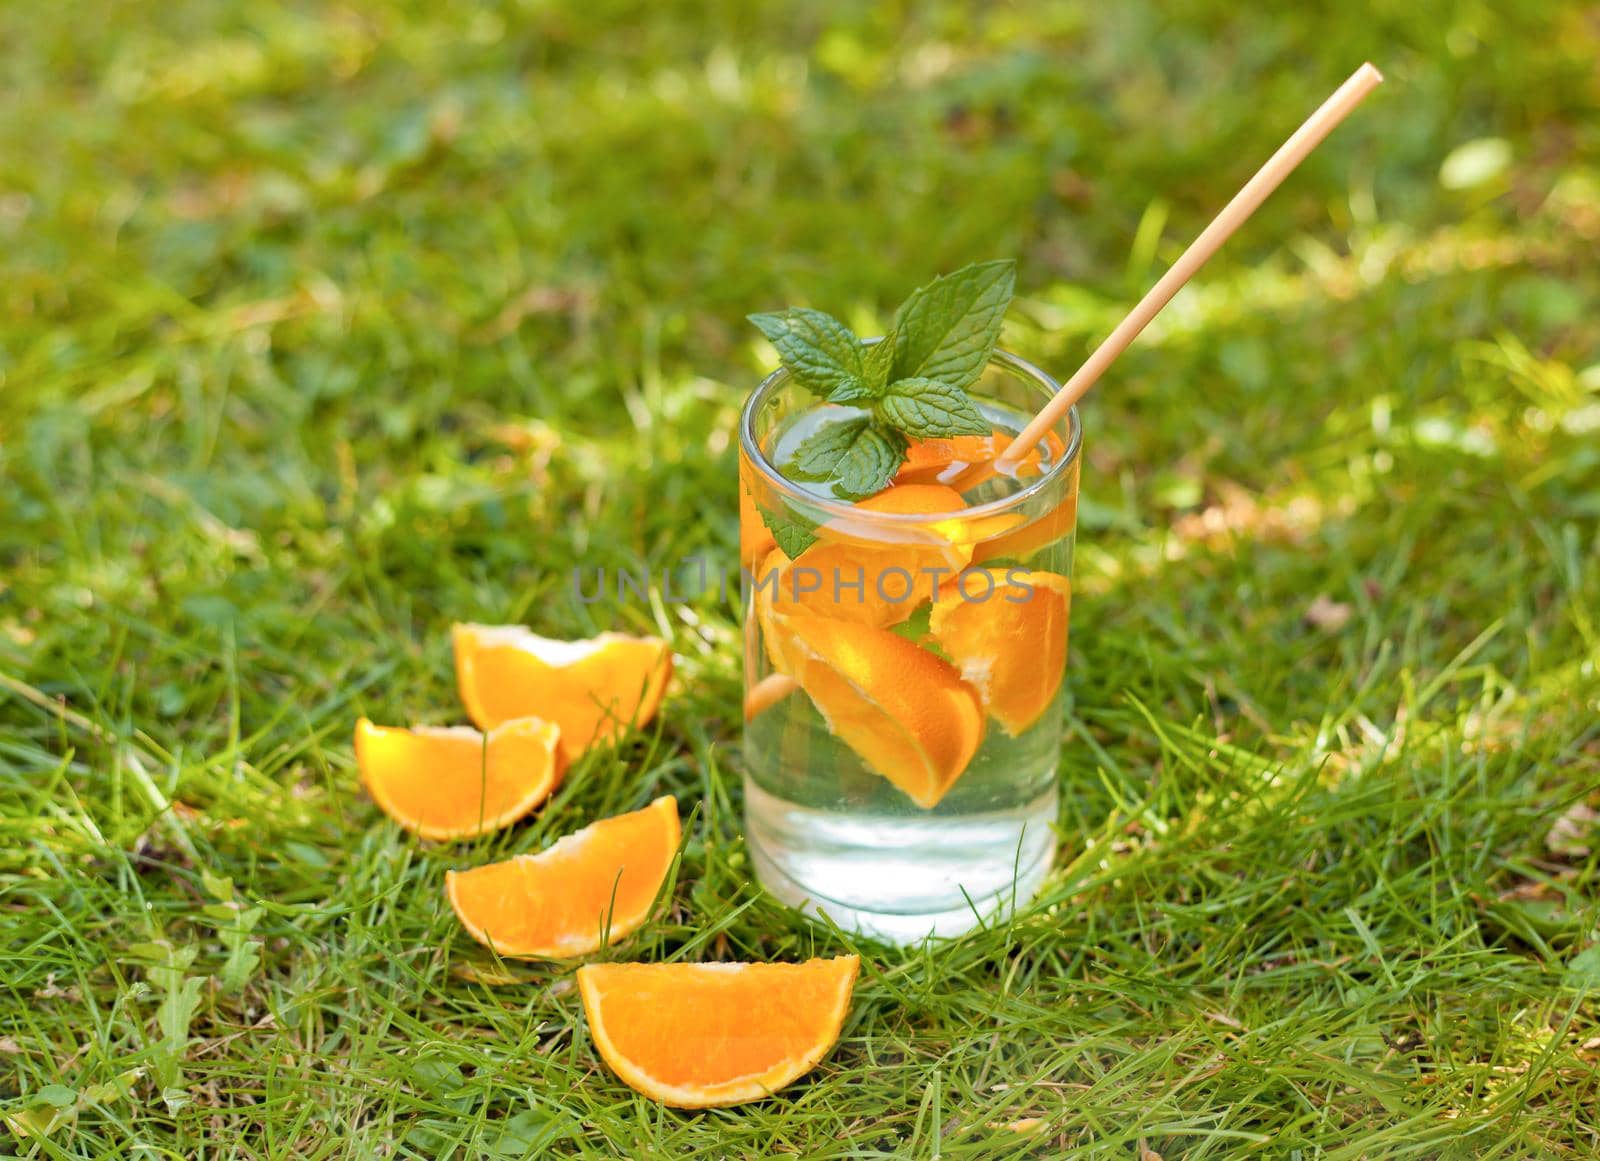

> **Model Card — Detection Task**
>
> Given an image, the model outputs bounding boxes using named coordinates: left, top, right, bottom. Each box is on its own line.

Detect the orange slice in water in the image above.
left=822, top=483, right=1009, bottom=558
left=446, top=796, right=679, bottom=959
left=578, top=955, right=859, bottom=1108
left=972, top=490, right=1078, bottom=564
left=453, top=625, right=672, bottom=759
left=930, top=568, right=1072, bottom=735
left=894, top=429, right=1051, bottom=487
left=782, top=614, right=984, bottom=808
left=757, top=484, right=1015, bottom=628
left=738, top=455, right=778, bottom=569
left=895, top=434, right=1006, bottom=486
left=757, top=540, right=937, bottom=631
left=355, top=717, right=564, bottom=840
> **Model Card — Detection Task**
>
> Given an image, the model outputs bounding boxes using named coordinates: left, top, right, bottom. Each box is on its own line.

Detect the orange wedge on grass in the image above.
left=355, top=717, right=564, bottom=840
left=453, top=625, right=672, bottom=759
left=578, top=955, right=859, bottom=1108
left=781, top=614, right=984, bottom=808
left=930, top=569, right=1072, bottom=735
left=447, top=796, right=679, bottom=959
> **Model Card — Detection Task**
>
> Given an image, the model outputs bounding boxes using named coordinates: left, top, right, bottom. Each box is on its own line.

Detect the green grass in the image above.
left=3, top=1, right=1599, bottom=1155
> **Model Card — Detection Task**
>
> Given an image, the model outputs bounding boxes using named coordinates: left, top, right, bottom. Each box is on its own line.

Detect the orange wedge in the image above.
left=355, top=717, right=563, bottom=840
left=972, top=490, right=1078, bottom=564
left=894, top=429, right=1049, bottom=487
left=739, top=454, right=778, bottom=569
left=895, top=434, right=1006, bottom=486
left=930, top=569, right=1072, bottom=735
left=578, top=956, right=859, bottom=1108
left=453, top=625, right=672, bottom=759
left=756, top=485, right=994, bottom=628
left=840, top=487, right=1027, bottom=561
left=757, top=541, right=936, bottom=630
left=783, top=614, right=984, bottom=808
left=446, top=796, right=679, bottom=959
left=823, top=483, right=1001, bottom=556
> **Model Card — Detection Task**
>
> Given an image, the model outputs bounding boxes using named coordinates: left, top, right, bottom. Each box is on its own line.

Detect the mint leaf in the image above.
left=826, top=338, right=892, bottom=403
left=757, top=503, right=818, bottom=558
left=748, top=308, right=864, bottom=398
left=889, top=260, right=1014, bottom=389
left=826, top=380, right=877, bottom=405
left=751, top=263, right=1017, bottom=495
left=878, top=377, right=991, bottom=438
left=788, top=416, right=870, bottom=477
left=789, top=417, right=905, bottom=500
left=861, top=335, right=895, bottom=392
left=832, top=423, right=906, bottom=499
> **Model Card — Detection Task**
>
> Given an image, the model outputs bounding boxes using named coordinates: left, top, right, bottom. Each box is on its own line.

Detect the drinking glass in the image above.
left=739, top=348, right=1081, bottom=942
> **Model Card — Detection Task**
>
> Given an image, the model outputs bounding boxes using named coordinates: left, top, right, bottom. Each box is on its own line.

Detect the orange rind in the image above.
left=453, top=625, right=672, bottom=759
left=782, top=614, right=984, bottom=808
left=446, top=796, right=679, bottom=959
left=930, top=569, right=1072, bottom=735
left=577, top=956, right=860, bottom=1108
left=355, top=717, right=564, bottom=840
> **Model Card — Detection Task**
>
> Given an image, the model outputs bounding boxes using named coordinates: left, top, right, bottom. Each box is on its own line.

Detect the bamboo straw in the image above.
left=994, top=63, right=1383, bottom=472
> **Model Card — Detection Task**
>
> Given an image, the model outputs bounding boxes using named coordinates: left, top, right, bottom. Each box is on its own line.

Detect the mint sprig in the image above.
left=888, top=259, right=1014, bottom=388
left=746, top=308, right=867, bottom=400
left=747, top=259, right=1015, bottom=520
left=787, top=416, right=908, bottom=501
left=878, top=377, right=989, bottom=439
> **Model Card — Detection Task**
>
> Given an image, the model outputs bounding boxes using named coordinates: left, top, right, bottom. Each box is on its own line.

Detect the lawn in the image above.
left=3, top=2, right=1599, bottom=1156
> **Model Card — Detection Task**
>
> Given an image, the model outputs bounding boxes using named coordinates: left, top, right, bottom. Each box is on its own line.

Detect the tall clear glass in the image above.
left=739, top=348, right=1081, bottom=942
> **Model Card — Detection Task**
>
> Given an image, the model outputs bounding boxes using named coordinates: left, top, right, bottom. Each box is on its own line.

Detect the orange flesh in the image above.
left=894, top=430, right=1046, bottom=487
left=783, top=615, right=984, bottom=808
left=895, top=434, right=1006, bottom=485
left=972, top=490, right=1078, bottom=564
left=755, top=485, right=981, bottom=628
left=929, top=569, right=1072, bottom=735
left=739, top=455, right=778, bottom=568
left=453, top=627, right=672, bottom=758
left=355, top=717, right=563, bottom=840
left=758, top=541, right=947, bottom=629
left=447, top=796, right=679, bottom=959
left=578, top=956, right=859, bottom=1108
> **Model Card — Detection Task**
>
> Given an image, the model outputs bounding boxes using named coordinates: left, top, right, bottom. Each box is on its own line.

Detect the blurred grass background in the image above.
left=2, top=2, right=1598, bottom=1156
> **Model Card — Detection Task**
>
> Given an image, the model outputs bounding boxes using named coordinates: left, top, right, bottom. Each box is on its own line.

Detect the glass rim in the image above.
left=738, top=344, right=1083, bottom=524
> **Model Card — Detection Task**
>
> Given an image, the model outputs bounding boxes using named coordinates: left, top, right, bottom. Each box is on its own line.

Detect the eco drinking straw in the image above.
left=991, top=62, right=1383, bottom=474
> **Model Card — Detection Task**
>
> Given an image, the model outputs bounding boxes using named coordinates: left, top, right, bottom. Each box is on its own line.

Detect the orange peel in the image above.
left=930, top=569, right=1072, bottom=734
left=783, top=614, right=984, bottom=808
left=447, top=796, right=679, bottom=959
left=355, top=717, right=564, bottom=840
left=578, top=955, right=860, bottom=1108
left=453, top=625, right=672, bottom=759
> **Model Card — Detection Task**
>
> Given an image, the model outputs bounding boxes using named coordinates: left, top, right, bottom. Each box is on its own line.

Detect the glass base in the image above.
left=745, top=781, right=1058, bottom=944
